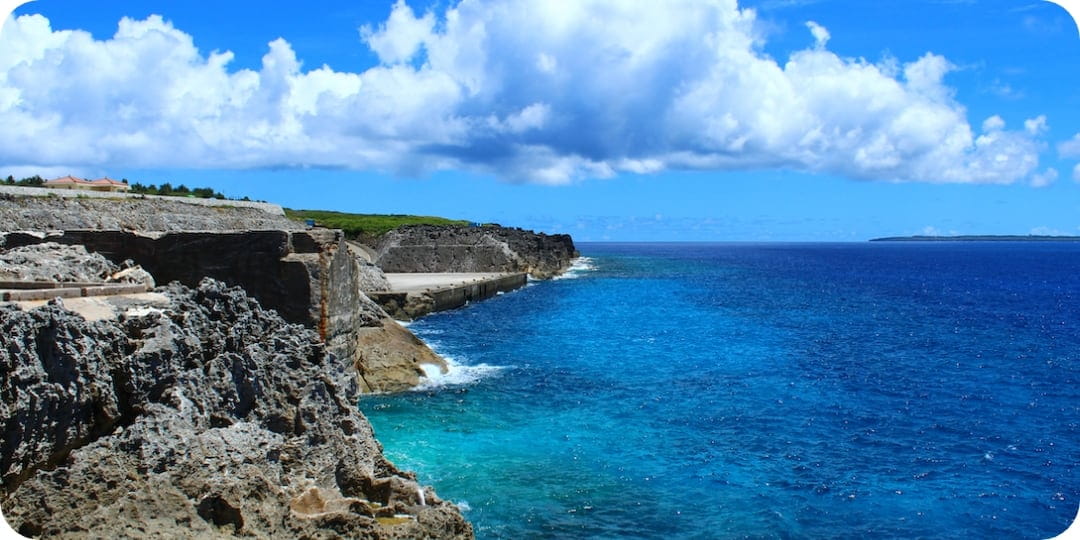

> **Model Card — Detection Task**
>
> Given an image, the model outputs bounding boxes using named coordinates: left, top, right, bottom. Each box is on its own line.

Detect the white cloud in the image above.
left=1030, top=226, right=1067, bottom=236
left=1024, top=115, right=1048, bottom=135
left=1030, top=167, right=1058, bottom=188
left=0, top=1, right=1050, bottom=185
left=360, top=0, right=435, bottom=64
left=805, top=21, right=830, bottom=49
left=1, top=165, right=91, bottom=180
left=982, top=115, right=1006, bottom=132
left=1059, top=133, right=1080, bottom=158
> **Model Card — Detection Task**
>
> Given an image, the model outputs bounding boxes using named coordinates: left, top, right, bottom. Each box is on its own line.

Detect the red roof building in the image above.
left=43, top=176, right=130, bottom=192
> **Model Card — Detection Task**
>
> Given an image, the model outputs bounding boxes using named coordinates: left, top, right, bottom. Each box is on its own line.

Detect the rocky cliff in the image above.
left=374, top=225, right=579, bottom=279
left=0, top=192, right=300, bottom=232
left=2, top=229, right=445, bottom=393
left=0, top=279, right=471, bottom=538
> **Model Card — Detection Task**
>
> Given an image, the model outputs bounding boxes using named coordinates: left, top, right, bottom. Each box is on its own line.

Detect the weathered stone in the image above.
left=374, top=225, right=579, bottom=279
left=0, top=243, right=120, bottom=282
left=0, top=194, right=301, bottom=232
left=1, top=229, right=448, bottom=394
left=354, top=320, right=447, bottom=393
left=0, top=279, right=472, bottom=539
left=359, top=261, right=393, bottom=292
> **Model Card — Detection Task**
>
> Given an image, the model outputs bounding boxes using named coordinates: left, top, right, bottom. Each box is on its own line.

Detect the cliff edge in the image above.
left=1, top=279, right=472, bottom=538
left=374, top=225, right=579, bottom=279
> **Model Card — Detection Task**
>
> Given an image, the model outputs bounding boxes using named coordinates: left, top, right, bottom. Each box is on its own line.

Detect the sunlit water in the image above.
left=361, top=242, right=1080, bottom=539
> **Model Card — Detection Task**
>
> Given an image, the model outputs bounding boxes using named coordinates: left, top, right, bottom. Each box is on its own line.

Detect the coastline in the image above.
left=0, top=193, right=579, bottom=538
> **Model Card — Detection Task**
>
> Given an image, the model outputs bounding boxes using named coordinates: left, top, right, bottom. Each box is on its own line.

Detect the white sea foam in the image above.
left=552, top=256, right=597, bottom=280
left=413, top=356, right=506, bottom=391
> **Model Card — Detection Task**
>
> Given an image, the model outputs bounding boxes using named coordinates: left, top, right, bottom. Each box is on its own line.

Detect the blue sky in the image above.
left=1, top=0, right=1078, bottom=241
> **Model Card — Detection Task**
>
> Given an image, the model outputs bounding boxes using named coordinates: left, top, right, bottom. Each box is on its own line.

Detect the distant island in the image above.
left=870, top=235, right=1080, bottom=242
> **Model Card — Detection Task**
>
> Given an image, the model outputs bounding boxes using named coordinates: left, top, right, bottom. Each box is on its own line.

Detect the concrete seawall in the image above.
left=368, top=272, right=528, bottom=320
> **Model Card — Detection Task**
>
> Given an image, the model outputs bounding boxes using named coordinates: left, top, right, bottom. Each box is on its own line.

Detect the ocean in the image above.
left=360, top=242, right=1080, bottom=539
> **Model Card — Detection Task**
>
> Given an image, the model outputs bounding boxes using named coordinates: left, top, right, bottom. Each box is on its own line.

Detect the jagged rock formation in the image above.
left=1, top=230, right=445, bottom=393
left=0, top=243, right=152, bottom=286
left=0, top=243, right=120, bottom=282
left=0, top=193, right=300, bottom=232
left=374, top=225, right=579, bottom=279
left=0, top=279, right=472, bottom=538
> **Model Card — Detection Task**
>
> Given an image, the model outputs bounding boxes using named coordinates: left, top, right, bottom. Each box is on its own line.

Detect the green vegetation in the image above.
left=285, top=209, right=470, bottom=241
left=4, top=175, right=44, bottom=186
left=129, top=182, right=231, bottom=200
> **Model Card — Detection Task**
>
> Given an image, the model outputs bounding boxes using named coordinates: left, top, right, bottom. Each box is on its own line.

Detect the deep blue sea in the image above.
left=361, top=242, right=1080, bottom=539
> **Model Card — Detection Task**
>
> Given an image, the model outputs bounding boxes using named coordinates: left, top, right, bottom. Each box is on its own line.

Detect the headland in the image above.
left=0, top=187, right=578, bottom=538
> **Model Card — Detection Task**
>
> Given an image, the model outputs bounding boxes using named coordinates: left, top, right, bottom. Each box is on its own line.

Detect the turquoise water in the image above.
left=361, top=243, right=1080, bottom=538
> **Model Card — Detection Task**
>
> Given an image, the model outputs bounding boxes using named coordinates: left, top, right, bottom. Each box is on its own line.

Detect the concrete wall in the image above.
left=368, top=273, right=527, bottom=320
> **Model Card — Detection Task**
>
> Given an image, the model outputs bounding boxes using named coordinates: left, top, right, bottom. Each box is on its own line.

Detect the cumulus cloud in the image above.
left=1060, top=133, right=1080, bottom=158
left=805, top=21, right=830, bottom=49
left=1030, top=167, right=1058, bottom=188
left=0, top=1, right=1050, bottom=184
left=1024, top=115, right=1048, bottom=135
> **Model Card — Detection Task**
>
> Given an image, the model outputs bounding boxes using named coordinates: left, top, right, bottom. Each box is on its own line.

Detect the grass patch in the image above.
left=285, top=209, right=470, bottom=241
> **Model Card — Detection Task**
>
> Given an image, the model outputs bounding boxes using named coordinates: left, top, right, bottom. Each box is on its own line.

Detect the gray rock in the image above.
left=0, top=243, right=120, bottom=282
left=1, top=230, right=449, bottom=394
left=0, top=194, right=302, bottom=232
left=0, top=279, right=472, bottom=538
left=374, top=225, right=579, bottom=279
left=359, top=261, right=393, bottom=292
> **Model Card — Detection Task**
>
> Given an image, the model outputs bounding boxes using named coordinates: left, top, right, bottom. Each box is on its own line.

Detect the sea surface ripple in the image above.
left=362, top=242, right=1080, bottom=539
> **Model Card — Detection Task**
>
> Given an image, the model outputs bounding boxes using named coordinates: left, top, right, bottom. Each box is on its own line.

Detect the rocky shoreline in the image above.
left=0, top=192, right=577, bottom=538
left=2, top=279, right=471, bottom=538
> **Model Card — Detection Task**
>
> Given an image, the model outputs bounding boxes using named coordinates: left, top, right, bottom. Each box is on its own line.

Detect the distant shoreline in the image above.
left=870, top=235, right=1080, bottom=242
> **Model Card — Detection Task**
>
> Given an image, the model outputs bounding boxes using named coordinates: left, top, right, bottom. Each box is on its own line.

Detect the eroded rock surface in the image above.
left=0, top=194, right=301, bottom=232
left=375, top=225, right=578, bottom=279
left=0, top=279, right=472, bottom=538
left=0, top=243, right=117, bottom=282
left=0, top=230, right=445, bottom=393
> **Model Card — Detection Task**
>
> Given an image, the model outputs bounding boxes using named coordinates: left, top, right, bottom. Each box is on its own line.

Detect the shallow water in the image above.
left=361, top=242, right=1080, bottom=539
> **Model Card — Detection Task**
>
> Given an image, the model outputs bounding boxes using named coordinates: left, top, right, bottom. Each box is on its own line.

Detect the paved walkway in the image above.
left=383, top=272, right=521, bottom=293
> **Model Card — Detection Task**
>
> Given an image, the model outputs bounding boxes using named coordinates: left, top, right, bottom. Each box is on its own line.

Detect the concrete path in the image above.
left=383, top=272, right=521, bottom=293
left=14, top=292, right=171, bottom=322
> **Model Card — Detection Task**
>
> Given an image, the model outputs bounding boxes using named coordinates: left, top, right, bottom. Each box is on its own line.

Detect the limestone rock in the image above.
left=1, top=230, right=448, bottom=395
left=0, top=242, right=120, bottom=282
left=374, top=225, right=579, bottom=279
left=0, top=279, right=472, bottom=538
left=359, top=261, right=393, bottom=292
left=354, top=319, right=446, bottom=393
left=0, top=195, right=301, bottom=232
